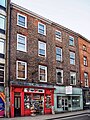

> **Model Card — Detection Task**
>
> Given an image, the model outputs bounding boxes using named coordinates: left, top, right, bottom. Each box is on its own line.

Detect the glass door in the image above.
left=62, top=97, right=68, bottom=111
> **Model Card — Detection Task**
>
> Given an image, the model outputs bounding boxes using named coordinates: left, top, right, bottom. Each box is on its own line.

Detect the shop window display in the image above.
left=57, top=96, right=62, bottom=108
left=24, top=94, right=44, bottom=114
left=72, top=96, right=80, bottom=107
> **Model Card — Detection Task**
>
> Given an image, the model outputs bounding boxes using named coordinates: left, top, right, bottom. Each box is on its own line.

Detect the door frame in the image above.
left=62, top=97, right=68, bottom=111
left=14, top=93, right=21, bottom=117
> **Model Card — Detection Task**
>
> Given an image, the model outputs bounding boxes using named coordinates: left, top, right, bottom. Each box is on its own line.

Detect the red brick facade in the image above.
left=78, top=36, right=90, bottom=87
left=10, top=5, right=80, bottom=86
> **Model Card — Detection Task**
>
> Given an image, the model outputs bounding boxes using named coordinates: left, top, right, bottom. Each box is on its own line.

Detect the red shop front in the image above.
left=10, top=82, right=54, bottom=117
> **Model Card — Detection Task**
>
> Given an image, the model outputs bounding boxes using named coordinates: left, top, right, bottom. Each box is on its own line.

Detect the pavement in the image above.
left=0, top=110, right=90, bottom=120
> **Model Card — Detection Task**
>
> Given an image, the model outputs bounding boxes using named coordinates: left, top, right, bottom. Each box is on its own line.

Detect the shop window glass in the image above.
left=72, top=96, right=80, bottom=107
left=85, top=91, right=90, bottom=105
left=57, top=96, right=62, bottom=108
left=24, top=94, right=31, bottom=109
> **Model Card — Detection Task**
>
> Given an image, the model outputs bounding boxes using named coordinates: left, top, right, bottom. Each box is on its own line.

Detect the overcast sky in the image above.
left=11, top=0, right=90, bottom=40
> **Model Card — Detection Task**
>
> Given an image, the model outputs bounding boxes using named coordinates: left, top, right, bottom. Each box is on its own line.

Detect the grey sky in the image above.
left=11, top=0, right=90, bottom=40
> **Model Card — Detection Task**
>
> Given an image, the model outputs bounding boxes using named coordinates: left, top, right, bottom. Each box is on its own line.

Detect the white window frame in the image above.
left=69, top=36, right=74, bottom=46
left=84, top=56, right=88, bottom=66
left=56, top=47, right=62, bottom=61
left=16, top=61, right=27, bottom=80
left=38, top=41, right=46, bottom=57
left=70, top=72, right=76, bottom=85
left=38, top=22, right=46, bottom=35
left=56, top=69, right=63, bottom=84
left=55, top=30, right=62, bottom=41
left=84, top=72, right=88, bottom=87
left=17, top=13, right=27, bottom=28
left=0, top=39, right=5, bottom=54
left=0, top=15, right=6, bottom=30
left=70, top=51, right=75, bottom=65
left=39, top=65, right=47, bottom=82
left=17, top=34, right=27, bottom=52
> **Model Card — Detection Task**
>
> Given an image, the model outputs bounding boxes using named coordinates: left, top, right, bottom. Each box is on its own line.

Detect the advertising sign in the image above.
left=66, top=86, right=72, bottom=94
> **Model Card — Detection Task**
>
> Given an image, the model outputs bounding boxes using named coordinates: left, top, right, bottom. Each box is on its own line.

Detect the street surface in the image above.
left=54, top=114, right=90, bottom=120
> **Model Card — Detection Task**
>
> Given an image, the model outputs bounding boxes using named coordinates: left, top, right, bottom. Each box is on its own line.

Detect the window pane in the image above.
left=70, top=72, right=76, bottom=85
left=70, top=52, right=75, bottom=65
left=55, top=31, right=61, bottom=39
left=39, top=41, right=46, bottom=56
left=39, top=65, right=47, bottom=82
left=69, top=36, right=74, bottom=46
left=17, top=34, right=26, bottom=52
left=18, top=44, right=25, bottom=51
left=0, top=0, right=6, bottom=7
left=0, top=39, right=4, bottom=54
left=0, top=64, right=4, bottom=82
left=17, top=61, right=27, bottom=79
left=56, top=47, right=62, bottom=61
left=38, top=23, right=45, bottom=35
left=0, top=15, right=5, bottom=30
left=17, top=14, right=27, bottom=28
left=39, top=49, right=45, bottom=56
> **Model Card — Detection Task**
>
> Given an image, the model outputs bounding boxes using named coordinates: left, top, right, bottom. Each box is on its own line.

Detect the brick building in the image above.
left=78, top=35, right=90, bottom=109
left=0, top=0, right=10, bottom=117
left=9, top=3, right=83, bottom=117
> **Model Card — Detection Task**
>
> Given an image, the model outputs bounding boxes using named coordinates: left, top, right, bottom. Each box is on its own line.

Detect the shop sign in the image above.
left=24, top=88, right=44, bottom=93
left=66, top=86, right=72, bottom=94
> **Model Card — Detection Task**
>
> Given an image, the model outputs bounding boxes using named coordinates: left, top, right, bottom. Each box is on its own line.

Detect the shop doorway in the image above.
left=62, top=97, right=68, bottom=111
left=14, top=93, right=21, bottom=117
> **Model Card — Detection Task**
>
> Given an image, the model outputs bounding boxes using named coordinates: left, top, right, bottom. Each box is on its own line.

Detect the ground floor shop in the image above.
left=54, top=86, right=83, bottom=113
left=10, top=81, right=54, bottom=117
left=82, top=88, right=90, bottom=109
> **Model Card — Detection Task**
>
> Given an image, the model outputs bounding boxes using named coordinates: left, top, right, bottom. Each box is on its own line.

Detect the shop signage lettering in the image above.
left=24, top=88, right=44, bottom=93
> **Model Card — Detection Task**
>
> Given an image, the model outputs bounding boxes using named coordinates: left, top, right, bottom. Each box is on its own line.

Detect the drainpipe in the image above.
left=5, top=0, right=10, bottom=118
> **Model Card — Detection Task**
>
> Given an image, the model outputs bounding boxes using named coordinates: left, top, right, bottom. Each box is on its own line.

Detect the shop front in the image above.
left=10, top=81, right=54, bottom=117
left=54, top=86, right=83, bottom=113
left=82, top=87, right=90, bottom=110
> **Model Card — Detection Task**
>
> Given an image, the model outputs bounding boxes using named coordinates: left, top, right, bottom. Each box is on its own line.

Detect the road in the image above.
left=54, top=114, right=90, bottom=120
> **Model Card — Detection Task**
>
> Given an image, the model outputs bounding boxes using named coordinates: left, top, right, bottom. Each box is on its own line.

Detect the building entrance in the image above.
left=14, top=93, right=21, bottom=117
left=62, top=97, right=68, bottom=111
